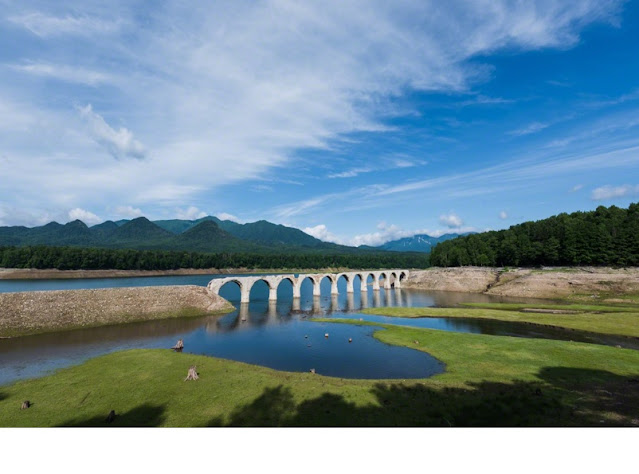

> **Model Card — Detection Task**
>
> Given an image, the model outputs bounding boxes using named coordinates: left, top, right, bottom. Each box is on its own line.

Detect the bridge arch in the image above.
left=208, top=269, right=409, bottom=304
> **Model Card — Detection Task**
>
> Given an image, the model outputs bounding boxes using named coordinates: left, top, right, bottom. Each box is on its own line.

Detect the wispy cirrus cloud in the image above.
left=8, top=62, right=113, bottom=86
left=508, top=121, right=550, bottom=136
left=8, top=12, right=124, bottom=37
left=0, top=0, right=627, bottom=229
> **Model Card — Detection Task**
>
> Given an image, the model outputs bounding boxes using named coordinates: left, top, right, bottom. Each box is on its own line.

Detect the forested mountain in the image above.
left=375, top=233, right=468, bottom=252
left=0, top=216, right=386, bottom=255
left=430, top=203, right=639, bottom=267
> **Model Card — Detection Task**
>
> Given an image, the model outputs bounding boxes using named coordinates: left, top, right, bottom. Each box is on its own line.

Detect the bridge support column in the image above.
left=373, top=275, right=380, bottom=291
left=384, top=277, right=392, bottom=290
left=312, top=279, right=321, bottom=297
left=360, top=278, right=368, bottom=292
left=331, top=280, right=338, bottom=295
left=346, top=278, right=354, bottom=293
left=395, top=279, right=401, bottom=289
left=240, top=284, right=250, bottom=304
left=268, top=287, right=277, bottom=301
left=293, top=282, right=301, bottom=299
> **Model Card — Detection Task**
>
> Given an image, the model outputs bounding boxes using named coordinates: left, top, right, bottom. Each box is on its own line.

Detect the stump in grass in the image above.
left=185, top=365, right=199, bottom=381
left=106, top=410, right=116, bottom=423
left=172, top=339, right=184, bottom=352
left=21, top=401, right=30, bottom=410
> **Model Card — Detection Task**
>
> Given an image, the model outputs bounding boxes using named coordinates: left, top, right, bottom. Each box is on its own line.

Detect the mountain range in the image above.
left=0, top=216, right=465, bottom=254
left=374, top=233, right=473, bottom=252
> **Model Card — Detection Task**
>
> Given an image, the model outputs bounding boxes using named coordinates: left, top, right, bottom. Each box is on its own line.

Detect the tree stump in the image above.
left=172, top=339, right=184, bottom=352
left=21, top=400, right=30, bottom=410
left=106, top=410, right=116, bottom=423
left=185, top=365, right=199, bottom=381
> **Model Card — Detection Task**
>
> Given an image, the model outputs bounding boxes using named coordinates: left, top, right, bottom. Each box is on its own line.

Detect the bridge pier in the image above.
left=360, top=278, right=368, bottom=292
left=346, top=278, right=354, bottom=293
left=240, top=285, right=250, bottom=304
left=268, top=287, right=277, bottom=301
left=331, top=279, right=339, bottom=295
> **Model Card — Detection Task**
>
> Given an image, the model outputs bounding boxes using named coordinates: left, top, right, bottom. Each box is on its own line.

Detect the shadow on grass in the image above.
left=209, top=367, right=639, bottom=427
left=0, top=392, right=7, bottom=402
left=59, top=403, right=167, bottom=427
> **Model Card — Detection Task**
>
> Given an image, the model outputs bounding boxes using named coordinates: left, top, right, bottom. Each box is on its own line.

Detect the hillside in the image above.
left=430, top=203, right=639, bottom=267
left=0, top=215, right=397, bottom=256
left=377, top=233, right=467, bottom=252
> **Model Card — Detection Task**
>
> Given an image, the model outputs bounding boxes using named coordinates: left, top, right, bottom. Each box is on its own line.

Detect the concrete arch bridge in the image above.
left=207, top=270, right=409, bottom=304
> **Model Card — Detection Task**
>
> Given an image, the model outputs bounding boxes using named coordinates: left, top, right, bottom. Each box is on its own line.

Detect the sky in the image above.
left=1, top=0, right=639, bottom=246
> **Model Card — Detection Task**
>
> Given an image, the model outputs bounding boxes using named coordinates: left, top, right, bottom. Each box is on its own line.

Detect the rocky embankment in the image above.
left=0, top=285, right=234, bottom=338
left=403, top=267, right=639, bottom=301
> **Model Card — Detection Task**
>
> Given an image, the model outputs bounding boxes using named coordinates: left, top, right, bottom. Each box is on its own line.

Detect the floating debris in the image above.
left=325, top=333, right=329, bottom=338
left=348, top=338, right=352, bottom=343
left=304, top=335, right=308, bottom=339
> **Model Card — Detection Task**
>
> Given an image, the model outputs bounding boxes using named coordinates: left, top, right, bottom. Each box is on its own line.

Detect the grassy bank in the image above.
left=362, top=304, right=639, bottom=338
left=1, top=323, right=638, bottom=426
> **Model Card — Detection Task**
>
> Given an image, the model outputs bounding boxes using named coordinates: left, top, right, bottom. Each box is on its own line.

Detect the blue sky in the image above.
left=1, top=1, right=638, bottom=246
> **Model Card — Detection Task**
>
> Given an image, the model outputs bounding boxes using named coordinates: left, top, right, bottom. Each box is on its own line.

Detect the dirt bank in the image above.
left=0, top=267, right=356, bottom=280
left=404, top=267, right=639, bottom=302
left=0, top=285, right=234, bottom=338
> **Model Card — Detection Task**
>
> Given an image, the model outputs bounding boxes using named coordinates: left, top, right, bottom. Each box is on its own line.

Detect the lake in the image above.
left=1, top=273, right=633, bottom=386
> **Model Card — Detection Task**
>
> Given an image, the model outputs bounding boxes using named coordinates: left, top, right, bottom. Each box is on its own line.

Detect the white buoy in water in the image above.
left=324, top=333, right=329, bottom=338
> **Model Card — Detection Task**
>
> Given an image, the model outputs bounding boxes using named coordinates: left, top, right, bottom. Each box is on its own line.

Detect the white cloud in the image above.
left=570, top=184, right=584, bottom=192
left=328, top=167, right=374, bottom=179
left=591, top=184, right=639, bottom=201
left=176, top=206, right=207, bottom=220
left=499, top=211, right=508, bottom=220
left=439, top=213, right=463, bottom=228
left=68, top=207, right=101, bottom=225
left=215, top=212, right=242, bottom=223
left=508, top=122, right=550, bottom=136
left=113, top=205, right=144, bottom=218
left=302, top=224, right=340, bottom=243
left=0, top=1, right=627, bottom=225
left=78, top=104, right=146, bottom=160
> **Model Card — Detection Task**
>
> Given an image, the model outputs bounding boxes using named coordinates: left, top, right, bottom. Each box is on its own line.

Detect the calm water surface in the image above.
left=1, top=274, right=632, bottom=386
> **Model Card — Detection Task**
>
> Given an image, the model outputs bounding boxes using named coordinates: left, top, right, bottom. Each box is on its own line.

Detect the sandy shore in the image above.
left=0, top=285, right=234, bottom=338
left=403, top=267, right=639, bottom=301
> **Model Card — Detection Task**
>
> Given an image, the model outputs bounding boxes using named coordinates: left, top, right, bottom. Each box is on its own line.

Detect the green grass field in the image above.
left=1, top=321, right=638, bottom=427
left=362, top=303, right=639, bottom=337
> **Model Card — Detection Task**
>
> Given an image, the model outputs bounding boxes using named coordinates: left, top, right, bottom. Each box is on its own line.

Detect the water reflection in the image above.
left=0, top=273, right=608, bottom=386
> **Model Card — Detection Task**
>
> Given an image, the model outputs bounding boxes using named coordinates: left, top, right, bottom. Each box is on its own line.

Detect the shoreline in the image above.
left=0, top=267, right=359, bottom=280
left=0, top=285, right=234, bottom=338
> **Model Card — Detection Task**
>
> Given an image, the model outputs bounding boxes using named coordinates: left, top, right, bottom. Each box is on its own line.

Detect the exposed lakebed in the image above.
left=0, top=273, right=630, bottom=386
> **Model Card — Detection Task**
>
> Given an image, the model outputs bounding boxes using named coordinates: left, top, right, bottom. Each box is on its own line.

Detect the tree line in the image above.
left=0, top=245, right=430, bottom=271
left=430, top=203, right=639, bottom=267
